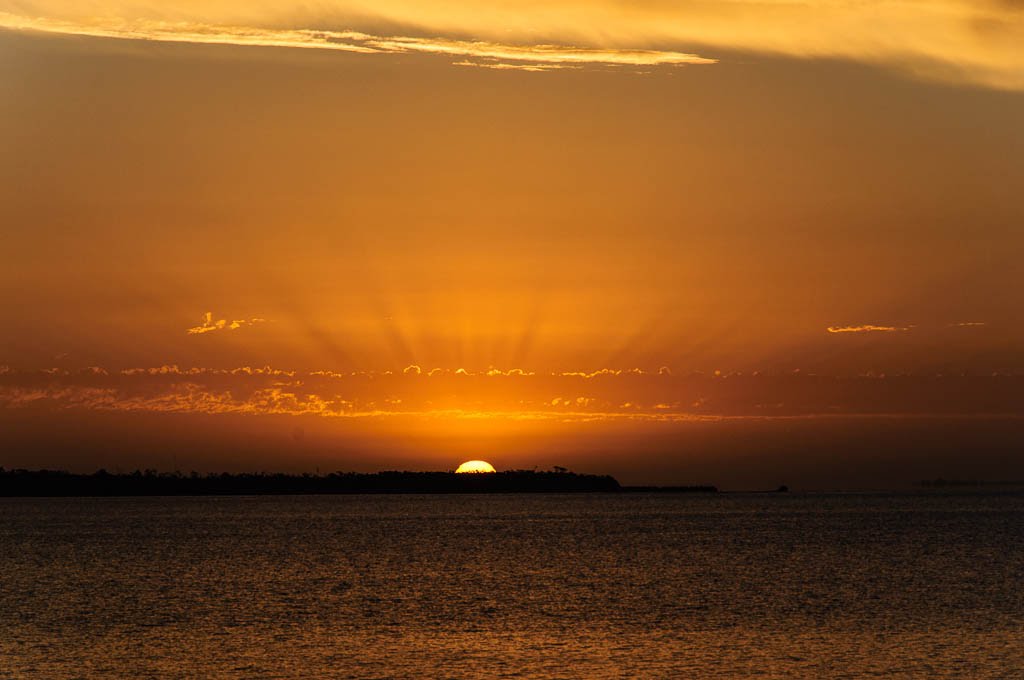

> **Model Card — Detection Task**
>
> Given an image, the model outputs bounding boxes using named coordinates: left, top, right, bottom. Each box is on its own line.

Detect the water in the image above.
left=1, top=492, right=1022, bottom=678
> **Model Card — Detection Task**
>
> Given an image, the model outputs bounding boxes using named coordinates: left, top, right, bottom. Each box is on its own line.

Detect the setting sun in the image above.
left=455, top=460, right=497, bottom=474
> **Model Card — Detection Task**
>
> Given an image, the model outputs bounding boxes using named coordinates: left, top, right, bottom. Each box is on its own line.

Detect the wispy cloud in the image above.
left=3, top=2, right=1023, bottom=88
left=0, top=13, right=379, bottom=52
left=829, top=321, right=990, bottom=334
left=186, top=312, right=268, bottom=335
left=0, top=13, right=713, bottom=70
left=120, top=364, right=295, bottom=377
left=453, top=60, right=578, bottom=72
left=827, top=325, right=914, bottom=334
left=4, top=364, right=1020, bottom=420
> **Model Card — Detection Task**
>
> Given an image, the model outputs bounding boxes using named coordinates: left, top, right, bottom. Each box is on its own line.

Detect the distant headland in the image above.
left=0, top=468, right=719, bottom=497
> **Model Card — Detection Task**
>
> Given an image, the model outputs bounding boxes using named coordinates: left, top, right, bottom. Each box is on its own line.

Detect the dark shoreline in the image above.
left=0, top=468, right=720, bottom=497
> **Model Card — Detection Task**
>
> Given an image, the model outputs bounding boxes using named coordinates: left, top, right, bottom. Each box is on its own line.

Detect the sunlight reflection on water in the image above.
left=1, top=492, right=1022, bottom=677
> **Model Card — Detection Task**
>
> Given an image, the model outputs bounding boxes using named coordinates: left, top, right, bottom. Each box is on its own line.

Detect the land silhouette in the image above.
left=0, top=467, right=719, bottom=496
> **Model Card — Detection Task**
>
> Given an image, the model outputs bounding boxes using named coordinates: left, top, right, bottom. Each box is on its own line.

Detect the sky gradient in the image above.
left=2, top=1, right=1022, bottom=486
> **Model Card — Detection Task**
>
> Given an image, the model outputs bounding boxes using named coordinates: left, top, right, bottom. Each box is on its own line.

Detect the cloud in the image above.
left=367, top=35, right=712, bottom=67
left=2, top=2, right=1023, bottom=88
left=485, top=368, right=534, bottom=376
left=120, top=364, right=295, bottom=377
left=827, top=325, right=914, bottom=334
left=6, top=363, right=1020, bottom=421
left=187, top=312, right=268, bottom=335
left=453, top=60, right=579, bottom=72
left=828, top=321, right=990, bottom=334
left=0, top=12, right=713, bottom=70
left=556, top=368, right=656, bottom=378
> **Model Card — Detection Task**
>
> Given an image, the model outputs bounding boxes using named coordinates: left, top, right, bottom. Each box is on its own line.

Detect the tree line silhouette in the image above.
left=0, top=468, right=720, bottom=496
left=0, top=468, right=623, bottom=496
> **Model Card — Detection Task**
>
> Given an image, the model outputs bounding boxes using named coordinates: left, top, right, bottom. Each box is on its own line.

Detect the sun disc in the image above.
left=455, top=460, right=496, bottom=474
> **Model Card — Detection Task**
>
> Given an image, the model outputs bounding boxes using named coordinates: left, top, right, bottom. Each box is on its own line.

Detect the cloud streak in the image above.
left=2, top=365, right=1022, bottom=421
left=828, top=321, right=990, bottom=334
left=827, top=325, right=914, bottom=334
left=187, top=312, right=268, bottom=335
left=2, top=1, right=1023, bottom=88
left=0, top=12, right=713, bottom=70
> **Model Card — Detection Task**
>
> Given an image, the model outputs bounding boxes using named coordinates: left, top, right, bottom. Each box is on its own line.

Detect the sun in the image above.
left=455, top=460, right=496, bottom=474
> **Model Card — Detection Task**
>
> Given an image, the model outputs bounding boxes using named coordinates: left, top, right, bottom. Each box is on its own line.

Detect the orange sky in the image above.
left=1, top=1, right=1023, bottom=485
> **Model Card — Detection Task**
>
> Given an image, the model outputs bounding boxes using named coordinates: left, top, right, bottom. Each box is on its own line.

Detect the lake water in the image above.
left=1, top=492, right=1022, bottom=678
